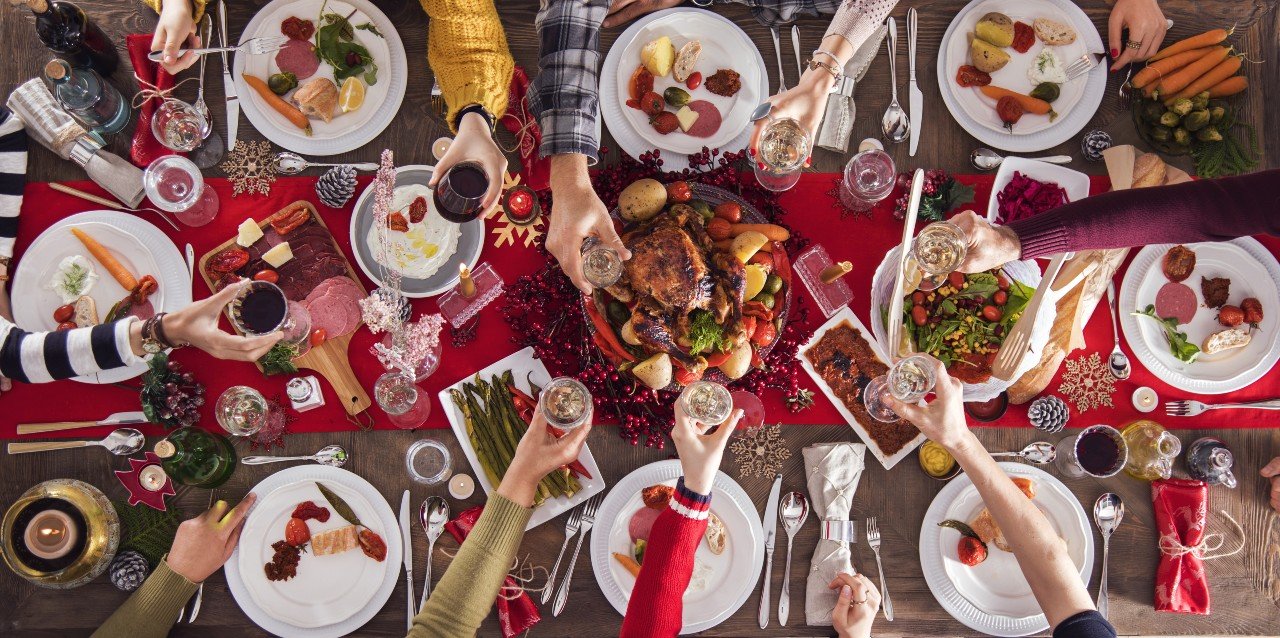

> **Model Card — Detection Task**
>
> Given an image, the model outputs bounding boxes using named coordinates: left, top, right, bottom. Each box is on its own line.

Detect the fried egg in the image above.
left=366, top=183, right=460, bottom=280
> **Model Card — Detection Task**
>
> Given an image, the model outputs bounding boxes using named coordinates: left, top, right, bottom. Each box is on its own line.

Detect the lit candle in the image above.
left=458, top=263, right=476, bottom=299
left=139, top=465, right=168, bottom=492
left=820, top=261, right=853, bottom=284
left=449, top=474, right=476, bottom=500
left=504, top=187, right=537, bottom=225
left=431, top=137, right=453, bottom=161
left=1132, top=386, right=1158, bottom=413
left=23, top=510, right=78, bottom=560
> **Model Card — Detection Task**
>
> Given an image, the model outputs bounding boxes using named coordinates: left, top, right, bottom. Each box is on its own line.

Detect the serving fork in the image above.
left=551, top=495, right=602, bottom=617
left=866, top=517, right=893, bottom=621
left=541, top=506, right=584, bottom=604
left=1165, top=398, right=1280, bottom=417
left=147, top=35, right=290, bottom=62
left=1065, top=53, right=1105, bottom=82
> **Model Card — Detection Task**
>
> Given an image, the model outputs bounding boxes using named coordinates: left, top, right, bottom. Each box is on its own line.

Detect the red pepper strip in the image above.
left=584, top=298, right=637, bottom=362
left=771, top=241, right=793, bottom=289
left=508, top=383, right=536, bottom=406
left=544, top=427, right=594, bottom=479
left=591, top=331, right=631, bottom=365
left=743, top=301, right=773, bottom=322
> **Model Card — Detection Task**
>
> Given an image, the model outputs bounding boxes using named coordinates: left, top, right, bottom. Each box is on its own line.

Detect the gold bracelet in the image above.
left=807, top=58, right=842, bottom=83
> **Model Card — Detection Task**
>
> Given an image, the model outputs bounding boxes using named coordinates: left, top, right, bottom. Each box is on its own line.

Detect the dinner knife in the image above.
left=907, top=7, right=922, bottom=157
left=218, top=0, right=238, bottom=150
left=17, top=411, right=149, bottom=435
left=399, top=490, right=414, bottom=633
left=790, top=25, right=802, bottom=82
left=885, top=169, right=924, bottom=360
left=758, top=474, right=783, bottom=629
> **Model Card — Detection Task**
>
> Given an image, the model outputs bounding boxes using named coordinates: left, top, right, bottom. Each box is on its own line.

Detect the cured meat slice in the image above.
left=628, top=506, right=662, bottom=543
left=305, top=292, right=347, bottom=338
left=684, top=100, right=722, bottom=138
left=1155, top=281, right=1198, bottom=325
left=275, top=40, right=319, bottom=80
left=311, top=525, right=359, bottom=555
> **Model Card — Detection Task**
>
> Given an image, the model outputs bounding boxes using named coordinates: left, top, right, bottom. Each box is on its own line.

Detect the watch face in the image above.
left=143, top=340, right=165, bottom=355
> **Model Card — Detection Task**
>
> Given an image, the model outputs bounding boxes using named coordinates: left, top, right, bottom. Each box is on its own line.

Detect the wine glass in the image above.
left=433, top=162, right=489, bottom=223
left=229, top=281, right=310, bottom=348
left=838, top=148, right=896, bottom=212
left=910, top=221, right=968, bottom=292
left=539, top=377, right=592, bottom=431
left=679, top=380, right=735, bottom=427
left=581, top=238, right=623, bottom=289
left=753, top=117, right=811, bottom=192
left=863, top=354, right=938, bottom=422
left=375, top=371, right=432, bottom=429
left=215, top=385, right=272, bottom=436
left=151, top=98, right=208, bottom=152
left=143, top=155, right=219, bottom=227
left=1055, top=425, right=1128, bottom=479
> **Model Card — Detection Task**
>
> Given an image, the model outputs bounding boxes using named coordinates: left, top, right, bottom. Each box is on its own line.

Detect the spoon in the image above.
left=969, top=148, right=1073, bottom=171
left=750, top=102, right=773, bottom=122
left=241, top=445, right=349, bottom=467
left=7, top=428, right=145, bottom=456
left=273, top=151, right=379, bottom=175
left=881, top=18, right=910, bottom=143
left=418, top=496, right=449, bottom=612
left=1093, top=493, right=1123, bottom=621
left=777, top=491, right=809, bottom=626
left=1106, top=282, right=1132, bottom=380
left=989, top=441, right=1057, bottom=464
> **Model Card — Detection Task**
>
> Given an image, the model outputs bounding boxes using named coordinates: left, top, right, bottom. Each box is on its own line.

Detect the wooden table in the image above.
left=2, top=1, right=1279, bottom=636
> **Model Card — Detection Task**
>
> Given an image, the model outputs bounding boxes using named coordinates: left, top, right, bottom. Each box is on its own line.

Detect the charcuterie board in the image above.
left=199, top=200, right=371, bottom=415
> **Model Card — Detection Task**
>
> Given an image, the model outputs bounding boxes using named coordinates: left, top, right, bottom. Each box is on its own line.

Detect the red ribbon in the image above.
left=125, top=34, right=180, bottom=168
left=501, top=66, right=550, bottom=192
left=445, top=505, right=541, bottom=637
left=1151, top=478, right=1210, bottom=614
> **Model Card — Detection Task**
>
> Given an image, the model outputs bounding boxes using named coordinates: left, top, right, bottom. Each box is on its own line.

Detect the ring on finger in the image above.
left=852, top=597, right=869, bottom=604
left=1126, top=40, right=1143, bottom=50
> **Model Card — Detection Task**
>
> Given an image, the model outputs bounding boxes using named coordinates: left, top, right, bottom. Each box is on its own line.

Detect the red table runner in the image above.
left=5, top=173, right=1279, bottom=440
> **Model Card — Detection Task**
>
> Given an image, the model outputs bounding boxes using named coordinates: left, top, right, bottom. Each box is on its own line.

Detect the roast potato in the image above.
left=633, top=353, right=673, bottom=390
left=970, top=38, right=1011, bottom=73
left=618, top=178, right=668, bottom=222
left=719, top=342, right=754, bottom=380
left=975, top=12, right=1015, bottom=48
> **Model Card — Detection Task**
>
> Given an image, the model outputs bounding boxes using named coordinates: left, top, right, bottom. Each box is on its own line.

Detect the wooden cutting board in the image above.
left=198, top=200, right=371, bottom=416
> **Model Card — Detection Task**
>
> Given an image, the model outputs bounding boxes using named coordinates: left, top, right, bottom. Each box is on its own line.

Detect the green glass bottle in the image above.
left=153, top=428, right=237, bottom=489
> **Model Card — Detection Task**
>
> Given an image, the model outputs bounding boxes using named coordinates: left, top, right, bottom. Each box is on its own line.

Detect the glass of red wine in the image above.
left=433, top=162, right=489, bottom=223
left=1055, top=424, right=1129, bottom=479
left=230, top=281, right=310, bottom=348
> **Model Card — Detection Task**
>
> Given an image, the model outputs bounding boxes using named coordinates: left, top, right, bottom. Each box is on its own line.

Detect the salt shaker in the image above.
left=816, top=76, right=856, bottom=154
left=287, top=375, right=326, bottom=412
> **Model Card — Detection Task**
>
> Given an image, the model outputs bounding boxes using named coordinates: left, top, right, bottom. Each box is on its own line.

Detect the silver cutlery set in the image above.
left=396, top=491, right=450, bottom=630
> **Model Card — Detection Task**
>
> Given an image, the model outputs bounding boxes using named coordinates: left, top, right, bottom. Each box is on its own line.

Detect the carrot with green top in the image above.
left=1164, top=54, right=1243, bottom=103
left=1132, top=47, right=1214, bottom=89
left=1149, top=27, right=1233, bottom=62
left=242, top=74, right=312, bottom=135
left=1156, top=46, right=1232, bottom=96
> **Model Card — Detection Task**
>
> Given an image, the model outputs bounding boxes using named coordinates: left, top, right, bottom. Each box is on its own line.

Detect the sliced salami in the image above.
left=305, top=292, right=346, bottom=338
left=275, top=40, right=319, bottom=80
left=685, top=100, right=722, bottom=138
left=1155, top=281, right=1198, bottom=325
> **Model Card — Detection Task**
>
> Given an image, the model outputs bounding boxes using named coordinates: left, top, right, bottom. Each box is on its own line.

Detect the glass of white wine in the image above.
left=581, top=238, right=624, bottom=289
left=215, top=385, right=272, bottom=436
left=910, top=221, right=968, bottom=291
left=679, top=380, right=735, bottom=426
left=753, top=117, right=811, bottom=192
left=863, top=354, right=938, bottom=422
left=540, top=377, right=592, bottom=431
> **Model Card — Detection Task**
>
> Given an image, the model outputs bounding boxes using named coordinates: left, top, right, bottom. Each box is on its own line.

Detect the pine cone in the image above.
left=1028, top=395, right=1070, bottom=433
left=109, top=550, right=150, bottom=592
left=1081, top=130, right=1112, bottom=162
left=316, top=165, right=358, bottom=208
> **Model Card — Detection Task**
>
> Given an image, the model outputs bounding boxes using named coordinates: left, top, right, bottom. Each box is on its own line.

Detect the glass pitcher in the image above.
left=1186, top=437, right=1238, bottom=488
left=1121, top=420, right=1182, bottom=481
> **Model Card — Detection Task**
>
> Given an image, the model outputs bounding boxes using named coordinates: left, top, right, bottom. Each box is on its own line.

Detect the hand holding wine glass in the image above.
left=671, top=400, right=743, bottom=495
left=429, top=111, right=506, bottom=220
left=949, top=211, right=1022, bottom=273
left=159, top=279, right=283, bottom=361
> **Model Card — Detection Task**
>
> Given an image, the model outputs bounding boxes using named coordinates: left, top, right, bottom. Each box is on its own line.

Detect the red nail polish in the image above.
left=1110, top=48, right=1119, bottom=58
left=757, top=161, right=766, bottom=170
left=748, top=147, right=756, bottom=158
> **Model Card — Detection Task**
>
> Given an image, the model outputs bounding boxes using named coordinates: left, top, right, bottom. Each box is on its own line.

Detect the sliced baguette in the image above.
left=73, top=295, right=99, bottom=328
left=1203, top=328, right=1251, bottom=354
left=1033, top=18, right=1077, bottom=46
left=673, top=40, right=702, bottom=83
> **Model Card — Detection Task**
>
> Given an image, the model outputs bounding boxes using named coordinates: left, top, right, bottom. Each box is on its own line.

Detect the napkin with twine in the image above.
left=1151, top=478, right=1245, bottom=615
left=803, top=441, right=866, bottom=625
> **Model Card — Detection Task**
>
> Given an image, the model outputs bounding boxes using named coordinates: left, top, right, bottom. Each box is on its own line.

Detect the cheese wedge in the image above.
left=675, top=106, right=699, bottom=133
left=237, top=218, right=263, bottom=247
left=262, top=242, right=294, bottom=268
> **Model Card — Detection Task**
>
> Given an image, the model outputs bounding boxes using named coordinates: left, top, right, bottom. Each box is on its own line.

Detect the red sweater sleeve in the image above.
left=1008, top=169, right=1280, bottom=259
left=619, top=477, right=711, bottom=638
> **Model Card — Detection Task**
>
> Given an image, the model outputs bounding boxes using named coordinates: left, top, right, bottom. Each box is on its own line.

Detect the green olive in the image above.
left=664, top=87, right=691, bottom=107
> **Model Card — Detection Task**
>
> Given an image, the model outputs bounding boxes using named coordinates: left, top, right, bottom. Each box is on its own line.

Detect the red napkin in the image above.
left=444, top=505, right=541, bottom=638
left=1151, top=478, right=1210, bottom=614
left=126, top=34, right=181, bottom=167
left=501, top=66, right=550, bottom=192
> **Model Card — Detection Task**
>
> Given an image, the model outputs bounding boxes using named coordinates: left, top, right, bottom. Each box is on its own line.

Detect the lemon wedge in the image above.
left=339, top=77, right=366, bottom=113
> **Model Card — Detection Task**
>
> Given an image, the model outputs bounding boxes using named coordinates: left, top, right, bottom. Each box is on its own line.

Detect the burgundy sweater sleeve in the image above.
left=1008, top=169, right=1280, bottom=259
left=619, top=477, right=711, bottom=638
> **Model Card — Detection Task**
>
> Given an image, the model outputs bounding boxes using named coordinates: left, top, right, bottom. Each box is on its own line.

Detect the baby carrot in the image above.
left=242, top=74, right=312, bottom=135
left=978, top=85, right=1053, bottom=115
left=1132, top=47, right=1214, bottom=89
left=1164, top=54, right=1243, bottom=103
left=727, top=223, right=790, bottom=241
left=70, top=227, right=137, bottom=291
left=1149, top=27, right=1233, bottom=62
left=1206, top=75, right=1248, bottom=97
left=612, top=552, right=641, bottom=578
left=1156, top=46, right=1231, bottom=96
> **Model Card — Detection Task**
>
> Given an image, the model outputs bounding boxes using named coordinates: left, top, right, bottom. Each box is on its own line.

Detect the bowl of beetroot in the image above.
left=985, top=157, right=1090, bottom=225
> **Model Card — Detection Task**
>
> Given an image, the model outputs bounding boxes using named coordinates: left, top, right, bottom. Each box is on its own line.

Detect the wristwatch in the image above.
left=141, top=313, right=187, bottom=355
left=0, top=256, right=10, bottom=283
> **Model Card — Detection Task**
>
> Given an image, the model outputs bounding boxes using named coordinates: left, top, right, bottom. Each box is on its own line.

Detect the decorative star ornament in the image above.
left=114, top=452, right=175, bottom=512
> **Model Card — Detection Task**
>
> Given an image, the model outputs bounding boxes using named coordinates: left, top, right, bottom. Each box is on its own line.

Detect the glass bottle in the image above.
left=153, top=428, right=237, bottom=489
left=42, top=58, right=129, bottom=137
left=20, top=0, right=119, bottom=76
left=1121, top=420, right=1182, bottom=481
left=1186, top=437, right=1237, bottom=488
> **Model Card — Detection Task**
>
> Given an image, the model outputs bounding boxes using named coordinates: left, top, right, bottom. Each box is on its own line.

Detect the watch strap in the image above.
left=453, top=103, right=494, bottom=131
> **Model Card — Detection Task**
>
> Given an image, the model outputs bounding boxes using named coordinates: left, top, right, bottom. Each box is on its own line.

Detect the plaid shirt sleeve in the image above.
left=530, top=0, right=610, bottom=163
left=726, top=0, right=843, bottom=28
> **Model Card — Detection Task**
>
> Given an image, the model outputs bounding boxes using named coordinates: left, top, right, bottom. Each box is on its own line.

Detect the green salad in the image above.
left=884, top=270, right=1034, bottom=370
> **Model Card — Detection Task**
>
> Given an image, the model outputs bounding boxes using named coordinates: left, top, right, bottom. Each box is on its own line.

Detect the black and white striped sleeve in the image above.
left=0, top=313, right=144, bottom=384
left=0, top=106, right=25, bottom=259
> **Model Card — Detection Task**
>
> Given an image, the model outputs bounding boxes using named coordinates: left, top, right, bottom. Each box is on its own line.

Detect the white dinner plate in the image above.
left=590, top=460, right=763, bottom=634
left=234, top=0, right=408, bottom=155
left=985, top=157, right=1091, bottom=223
left=600, top=8, right=767, bottom=171
left=226, top=465, right=401, bottom=637
left=920, top=462, right=1093, bottom=636
left=349, top=165, right=485, bottom=298
left=10, top=211, right=190, bottom=384
left=1119, top=239, right=1280, bottom=394
left=437, top=346, right=606, bottom=530
left=937, top=0, right=1105, bottom=152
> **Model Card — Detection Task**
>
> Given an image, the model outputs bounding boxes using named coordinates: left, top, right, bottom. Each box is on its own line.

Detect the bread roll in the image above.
left=1203, top=328, right=1250, bottom=354
left=1132, top=152, right=1168, bottom=187
left=1033, top=18, right=1077, bottom=45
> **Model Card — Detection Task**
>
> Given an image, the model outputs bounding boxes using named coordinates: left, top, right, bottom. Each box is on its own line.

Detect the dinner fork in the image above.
left=551, top=495, right=602, bottom=617
left=1165, top=398, right=1280, bottom=417
left=1064, top=53, right=1104, bottom=82
left=147, top=35, right=290, bottom=62
left=541, top=506, right=584, bottom=603
left=429, top=77, right=445, bottom=117
left=865, top=517, right=893, bottom=621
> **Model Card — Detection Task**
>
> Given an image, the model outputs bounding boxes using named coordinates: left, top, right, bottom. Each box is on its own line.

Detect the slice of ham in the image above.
left=128, top=299, right=155, bottom=321
left=628, top=506, right=663, bottom=543
left=1155, top=281, right=1198, bottom=325
left=685, top=100, right=722, bottom=138
left=275, top=39, right=319, bottom=80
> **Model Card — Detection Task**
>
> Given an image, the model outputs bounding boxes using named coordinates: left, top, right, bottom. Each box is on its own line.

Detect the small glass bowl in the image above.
left=406, top=439, right=452, bottom=484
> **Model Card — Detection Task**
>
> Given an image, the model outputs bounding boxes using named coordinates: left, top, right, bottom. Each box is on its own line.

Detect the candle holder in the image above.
left=794, top=244, right=855, bottom=318
left=438, top=261, right=504, bottom=328
left=114, top=453, right=176, bottom=512
left=1, top=479, right=120, bottom=589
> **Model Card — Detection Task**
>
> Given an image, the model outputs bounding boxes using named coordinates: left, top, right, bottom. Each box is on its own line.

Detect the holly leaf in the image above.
left=315, top=482, right=363, bottom=527
left=942, top=178, right=976, bottom=213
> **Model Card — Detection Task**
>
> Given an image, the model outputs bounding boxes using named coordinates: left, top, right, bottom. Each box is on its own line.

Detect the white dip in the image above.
left=366, top=183, right=461, bottom=280
left=49, top=255, right=99, bottom=303
left=1027, top=49, right=1067, bottom=85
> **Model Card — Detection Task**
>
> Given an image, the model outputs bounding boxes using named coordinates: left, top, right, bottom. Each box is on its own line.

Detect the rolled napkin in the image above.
left=1153, top=478, right=1210, bottom=614
left=803, top=441, right=866, bottom=625
left=127, top=33, right=179, bottom=167
left=444, top=505, right=540, bottom=638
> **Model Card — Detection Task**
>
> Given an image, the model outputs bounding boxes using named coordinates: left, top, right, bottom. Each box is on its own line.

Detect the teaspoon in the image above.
left=989, top=441, right=1057, bottom=464
left=273, top=151, right=379, bottom=175
left=777, top=491, right=809, bottom=626
left=881, top=18, right=910, bottom=143
left=1106, top=282, right=1132, bottom=380
left=7, top=428, right=145, bottom=456
left=241, top=444, right=349, bottom=467
left=969, top=147, right=1073, bottom=171
left=1093, top=493, right=1124, bottom=621
left=418, top=496, right=449, bottom=612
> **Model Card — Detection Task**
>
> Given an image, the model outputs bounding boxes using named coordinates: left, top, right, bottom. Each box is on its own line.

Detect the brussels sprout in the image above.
left=1169, top=98, right=1194, bottom=116
left=1182, top=109, right=1211, bottom=132
left=267, top=72, right=298, bottom=95
left=754, top=292, right=776, bottom=309
left=687, top=200, right=714, bottom=221
left=1141, top=101, right=1166, bottom=123
left=1208, top=98, right=1229, bottom=111
left=763, top=274, right=783, bottom=295
left=1029, top=82, right=1061, bottom=103
left=1159, top=111, right=1182, bottom=127
left=1209, top=106, right=1226, bottom=124
left=663, top=87, right=691, bottom=107
left=1173, top=127, right=1191, bottom=146
left=1149, top=125, right=1172, bottom=141
left=1195, top=126, right=1223, bottom=142
left=1190, top=91, right=1211, bottom=110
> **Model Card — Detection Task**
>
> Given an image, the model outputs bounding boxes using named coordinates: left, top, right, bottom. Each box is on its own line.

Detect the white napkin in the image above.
left=803, top=441, right=866, bottom=626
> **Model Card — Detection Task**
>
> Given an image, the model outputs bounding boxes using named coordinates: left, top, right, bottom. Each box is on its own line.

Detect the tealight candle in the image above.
left=431, top=137, right=453, bottom=161
left=23, top=510, right=77, bottom=560
left=504, top=187, right=538, bottom=226
left=1133, top=386, right=1158, bottom=413
left=458, top=263, right=476, bottom=299
left=138, top=465, right=168, bottom=492
left=449, top=474, right=475, bottom=500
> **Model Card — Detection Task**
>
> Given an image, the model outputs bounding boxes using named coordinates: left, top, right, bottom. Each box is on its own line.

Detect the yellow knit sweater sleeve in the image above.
left=142, top=0, right=208, bottom=24
left=420, top=0, right=514, bottom=132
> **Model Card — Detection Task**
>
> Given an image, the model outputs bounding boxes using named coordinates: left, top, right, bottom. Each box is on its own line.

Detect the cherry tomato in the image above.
left=1218, top=305, right=1244, bottom=327
left=958, top=536, right=988, bottom=566
left=911, top=305, right=929, bottom=326
left=310, top=328, right=328, bottom=347
left=981, top=305, right=1003, bottom=322
left=948, top=272, right=966, bottom=289
left=750, top=320, right=777, bottom=347
left=993, top=290, right=1008, bottom=306
left=1242, top=297, right=1264, bottom=324
left=284, top=517, right=310, bottom=546
left=685, top=71, right=703, bottom=90
left=996, top=272, right=1011, bottom=291
left=713, top=202, right=742, bottom=222
left=665, top=181, right=692, bottom=203
left=706, top=217, right=732, bottom=240
left=56, top=321, right=78, bottom=331
left=640, top=91, right=664, bottom=117
left=911, top=291, right=926, bottom=305
left=253, top=269, right=279, bottom=283
left=996, top=96, right=1024, bottom=130
left=53, top=304, right=75, bottom=323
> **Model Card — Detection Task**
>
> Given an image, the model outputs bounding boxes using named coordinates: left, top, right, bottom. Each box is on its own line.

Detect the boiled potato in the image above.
left=744, top=264, right=768, bottom=299
left=640, top=36, right=675, bottom=77
left=719, top=342, right=754, bottom=380
left=618, top=178, right=667, bottom=222
left=970, top=39, right=1011, bottom=73
left=633, top=353, right=673, bottom=390
left=974, top=12, right=1014, bottom=48
left=731, top=231, right=769, bottom=264
left=621, top=318, right=642, bottom=346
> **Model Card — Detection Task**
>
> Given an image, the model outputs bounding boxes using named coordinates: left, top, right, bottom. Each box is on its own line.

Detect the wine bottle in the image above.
left=154, top=428, right=238, bottom=489
left=12, top=0, right=119, bottom=76
left=43, top=58, right=131, bottom=137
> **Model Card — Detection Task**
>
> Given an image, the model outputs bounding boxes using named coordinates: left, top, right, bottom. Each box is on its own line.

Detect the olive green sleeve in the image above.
left=91, top=557, right=199, bottom=638
left=142, top=0, right=208, bottom=24
left=408, top=494, right=532, bottom=638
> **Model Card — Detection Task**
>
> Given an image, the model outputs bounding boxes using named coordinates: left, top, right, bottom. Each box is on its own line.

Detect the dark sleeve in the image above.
left=1008, top=169, right=1280, bottom=259
left=1053, top=610, right=1118, bottom=638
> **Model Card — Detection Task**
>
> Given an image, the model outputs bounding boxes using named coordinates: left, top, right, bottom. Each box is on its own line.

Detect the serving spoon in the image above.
left=273, top=151, right=379, bottom=174
left=969, top=148, right=1072, bottom=171
left=777, top=492, right=809, bottom=626
left=241, top=444, right=349, bottom=467
left=8, top=428, right=145, bottom=456
left=989, top=441, right=1057, bottom=464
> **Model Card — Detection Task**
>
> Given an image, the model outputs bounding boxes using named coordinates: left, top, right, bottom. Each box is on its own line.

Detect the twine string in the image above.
left=1158, top=509, right=1246, bottom=560
left=436, top=548, right=547, bottom=600
left=132, top=77, right=201, bottom=110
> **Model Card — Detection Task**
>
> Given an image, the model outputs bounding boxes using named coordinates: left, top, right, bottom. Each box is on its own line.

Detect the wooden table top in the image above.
left=1, top=0, right=1278, bottom=636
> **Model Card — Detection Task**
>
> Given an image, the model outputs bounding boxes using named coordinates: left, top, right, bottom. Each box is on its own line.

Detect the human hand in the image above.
left=151, top=0, right=200, bottom=74
left=885, top=359, right=972, bottom=450
left=164, top=280, right=283, bottom=361
left=1109, top=0, right=1169, bottom=70
left=500, top=408, right=593, bottom=507
left=1261, top=457, right=1280, bottom=513
left=950, top=210, right=1022, bottom=273
left=546, top=155, right=631, bottom=293
left=602, top=0, right=684, bottom=28
left=747, top=70, right=834, bottom=160
left=166, top=493, right=256, bottom=583
left=829, top=572, right=881, bottom=638
left=429, top=111, right=507, bottom=215
left=671, top=402, right=742, bottom=495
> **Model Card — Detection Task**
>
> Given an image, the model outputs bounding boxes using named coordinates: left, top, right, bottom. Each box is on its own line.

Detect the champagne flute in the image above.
left=910, top=221, right=967, bottom=291
left=753, top=117, right=811, bottom=192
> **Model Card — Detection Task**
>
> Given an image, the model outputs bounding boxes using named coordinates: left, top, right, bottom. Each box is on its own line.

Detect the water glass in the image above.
left=753, top=117, right=811, bottom=192
left=405, top=439, right=453, bottom=484
left=863, top=354, right=938, bottom=422
left=838, top=148, right=896, bottom=212
left=143, top=155, right=219, bottom=227
left=581, top=238, right=623, bottom=288
left=215, top=385, right=272, bottom=436
left=540, top=376, right=592, bottom=431
left=375, top=371, right=432, bottom=429
left=679, top=380, right=734, bottom=426
left=1055, top=425, right=1128, bottom=479
left=151, top=98, right=208, bottom=152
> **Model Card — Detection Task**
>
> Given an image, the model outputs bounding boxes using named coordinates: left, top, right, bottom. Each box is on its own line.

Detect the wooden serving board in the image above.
left=198, top=200, right=371, bottom=416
